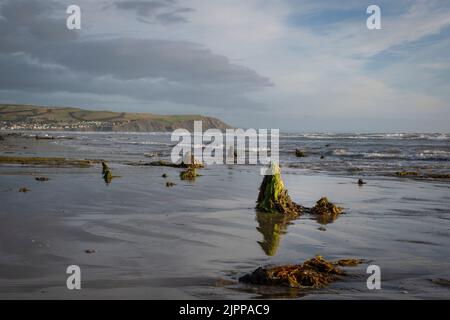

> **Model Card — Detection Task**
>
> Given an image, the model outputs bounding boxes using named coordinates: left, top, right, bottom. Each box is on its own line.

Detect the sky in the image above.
left=0, top=0, right=449, bottom=132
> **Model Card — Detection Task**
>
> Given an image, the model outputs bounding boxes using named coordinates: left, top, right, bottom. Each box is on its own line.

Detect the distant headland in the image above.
left=0, top=104, right=231, bottom=132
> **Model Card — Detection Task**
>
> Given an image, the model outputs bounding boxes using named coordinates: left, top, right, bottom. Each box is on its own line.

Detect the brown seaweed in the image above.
left=35, top=177, right=50, bottom=182
left=180, top=167, right=198, bottom=181
left=0, top=156, right=93, bottom=167
left=239, top=255, right=363, bottom=288
left=295, top=149, right=306, bottom=157
left=310, top=197, right=343, bottom=224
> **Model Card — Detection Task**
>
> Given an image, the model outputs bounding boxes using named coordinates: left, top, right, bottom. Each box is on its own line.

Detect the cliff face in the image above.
left=0, top=104, right=232, bottom=132
left=111, top=116, right=231, bottom=132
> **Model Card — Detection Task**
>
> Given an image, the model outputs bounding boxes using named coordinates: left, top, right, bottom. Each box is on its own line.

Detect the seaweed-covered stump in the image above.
left=256, top=163, right=302, bottom=216
left=310, top=197, right=343, bottom=224
left=239, top=255, right=363, bottom=288
left=295, top=149, right=306, bottom=157
left=180, top=167, right=198, bottom=181
left=101, top=161, right=113, bottom=184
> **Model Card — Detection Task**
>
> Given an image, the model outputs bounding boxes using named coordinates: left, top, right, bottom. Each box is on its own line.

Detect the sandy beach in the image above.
left=0, top=132, right=449, bottom=299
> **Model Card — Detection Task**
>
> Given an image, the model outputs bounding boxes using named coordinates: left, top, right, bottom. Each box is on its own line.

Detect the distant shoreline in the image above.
left=0, top=104, right=231, bottom=132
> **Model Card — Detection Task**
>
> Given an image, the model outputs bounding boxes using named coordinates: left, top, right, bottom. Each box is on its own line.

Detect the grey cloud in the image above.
left=0, top=0, right=271, bottom=110
left=114, top=0, right=193, bottom=24
left=0, top=0, right=77, bottom=53
left=45, top=38, right=272, bottom=87
left=0, top=52, right=266, bottom=111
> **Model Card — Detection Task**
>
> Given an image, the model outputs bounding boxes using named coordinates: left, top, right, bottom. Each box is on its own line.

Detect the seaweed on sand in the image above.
left=310, top=197, right=343, bottom=224
left=180, top=167, right=199, bottom=181
left=396, top=171, right=418, bottom=177
left=140, top=153, right=204, bottom=169
left=239, top=255, right=363, bottom=288
left=0, top=156, right=93, bottom=167
left=295, top=149, right=306, bottom=157
left=101, top=161, right=119, bottom=184
left=256, top=163, right=302, bottom=216
left=101, top=162, right=109, bottom=175
left=35, top=177, right=50, bottom=182
left=427, top=173, right=450, bottom=179
left=395, top=171, right=450, bottom=180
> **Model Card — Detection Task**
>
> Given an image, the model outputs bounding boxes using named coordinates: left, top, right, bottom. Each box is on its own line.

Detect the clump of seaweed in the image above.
left=427, top=173, right=450, bottom=179
left=256, top=163, right=302, bottom=216
left=295, top=149, right=306, bottom=157
left=101, top=161, right=115, bottom=184
left=336, top=258, right=364, bottom=266
left=141, top=153, right=204, bottom=169
left=431, top=278, right=450, bottom=287
left=0, top=156, right=93, bottom=167
left=35, top=177, right=50, bottom=182
left=35, top=135, right=54, bottom=140
left=239, top=255, right=363, bottom=288
left=166, top=181, right=176, bottom=187
left=395, top=171, right=450, bottom=180
left=310, top=197, right=343, bottom=224
left=396, top=171, right=418, bottom=177
left=18, top=187, right=30, bottom=193
left=180, top=167, right=198, bottom=181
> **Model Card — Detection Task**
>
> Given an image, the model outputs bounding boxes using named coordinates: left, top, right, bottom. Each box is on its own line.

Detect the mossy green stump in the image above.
left=256, top=163, right=302, bottom=216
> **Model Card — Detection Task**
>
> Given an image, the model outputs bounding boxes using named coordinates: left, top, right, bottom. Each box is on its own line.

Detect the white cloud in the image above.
left=1, top=0, right=449, bottom=131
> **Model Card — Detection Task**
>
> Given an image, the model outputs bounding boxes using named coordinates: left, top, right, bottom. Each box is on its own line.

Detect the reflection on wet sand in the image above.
left=314, top=210, right=340, bottom=225
left=255, top=210, right=298, bottom=256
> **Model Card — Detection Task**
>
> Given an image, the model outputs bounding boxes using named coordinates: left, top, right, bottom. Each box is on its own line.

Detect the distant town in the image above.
left=1, top=120, right=115, bottom=131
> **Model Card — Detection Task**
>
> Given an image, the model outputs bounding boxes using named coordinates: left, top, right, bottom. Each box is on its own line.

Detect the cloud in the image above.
left=0, top=0, right=272, bottom=111
left=0, top=0, right=449, bottom=131
left=114, top=0, right=194, bottom=24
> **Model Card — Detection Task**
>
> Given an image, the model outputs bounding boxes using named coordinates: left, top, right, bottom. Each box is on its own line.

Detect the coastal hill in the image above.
left=0, top=104, right=231, bottom=132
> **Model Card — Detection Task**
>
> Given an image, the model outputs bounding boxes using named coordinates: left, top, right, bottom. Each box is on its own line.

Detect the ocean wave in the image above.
left=329, top=149, right=450, bottom=160
left=282, top=133, right=450, bottom=141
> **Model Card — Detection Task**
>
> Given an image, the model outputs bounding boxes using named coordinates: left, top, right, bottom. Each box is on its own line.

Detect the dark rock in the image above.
left=35, top=177, right=50, bottom=182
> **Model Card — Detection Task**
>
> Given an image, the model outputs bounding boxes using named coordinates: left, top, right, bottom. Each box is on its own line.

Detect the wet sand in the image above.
left=0, top=134, right=449, bottom=299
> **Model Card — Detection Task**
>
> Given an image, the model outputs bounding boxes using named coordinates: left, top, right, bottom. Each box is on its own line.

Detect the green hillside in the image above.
left=0, top=104, right=231, bottom=132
